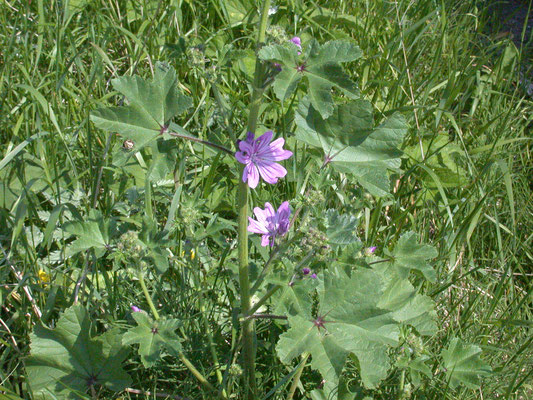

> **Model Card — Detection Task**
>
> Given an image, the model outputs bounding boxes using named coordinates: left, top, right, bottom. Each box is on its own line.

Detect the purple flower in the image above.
left=365, top=246, right=377, bottom=256
left=131, top=305, right=141, bottom=312
left=248, top=201, right=291, bottom=247
left=311, top=273, right=317, bottom=279
left=235, top=131, right=292, bottom=189
left=302, top=267, right=311, bottom=275
left=290, top=36, right=302, bottom=55
left=290, top=36, right=302, bottom=49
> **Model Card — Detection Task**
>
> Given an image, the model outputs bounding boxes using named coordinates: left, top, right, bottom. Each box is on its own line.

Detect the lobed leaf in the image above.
left=122, top=312, right=182, bottom=367
left=387, top=231, right=438, bottom=283
left=295, top=99, right=407, bottom=196
left=325, top=209, right=361, bottom=246
left=26, top=305, right=131, bottom=400
left=90, top=63, right=192, bottom=154
left=259, top=39, right=361, bottom=118
left=441, top=338, right=491, bottom=389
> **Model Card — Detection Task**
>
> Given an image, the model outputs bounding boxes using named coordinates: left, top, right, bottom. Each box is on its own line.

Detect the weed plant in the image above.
left=0, top=0, right=531, bottom=399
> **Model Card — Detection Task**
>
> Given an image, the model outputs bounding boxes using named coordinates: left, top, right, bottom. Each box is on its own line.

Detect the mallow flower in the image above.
left=364, top=246, right=377, bottom=256
left=248, top=201, right=291, bottom=247
left=290, top=36, right=302, bottom=49
left=235, top=131, right=292, bottom=189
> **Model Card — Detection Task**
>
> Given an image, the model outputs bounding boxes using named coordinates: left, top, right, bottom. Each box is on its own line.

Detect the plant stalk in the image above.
left=237, top=1, right=272, bottom=399
left=138, top=273, right=160, bottom=321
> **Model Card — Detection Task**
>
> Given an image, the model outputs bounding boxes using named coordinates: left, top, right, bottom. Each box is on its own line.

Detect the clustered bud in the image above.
left=180, top=205, right=201, bottom=227
left=187, top=46, right=206, bottom=69
left=117, top=231, right=144, bottom=259
left=304, top=190, right=326, bottom=208
left=266, top=25, right=288, bottom=44
left=300, top=227, right=330, bottom=260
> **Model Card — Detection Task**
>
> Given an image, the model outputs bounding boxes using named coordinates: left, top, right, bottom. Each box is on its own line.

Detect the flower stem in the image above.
left=237, top=1, right=272, bottom=399
left=166, top=130, right=233, bottom=155
left=138, top=273, right=160, bottom=321
left=248, top=284, right=282, bottom=316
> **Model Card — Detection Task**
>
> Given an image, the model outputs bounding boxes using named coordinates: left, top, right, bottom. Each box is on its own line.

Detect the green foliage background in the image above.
left=0, top=0, right=531, bottom=399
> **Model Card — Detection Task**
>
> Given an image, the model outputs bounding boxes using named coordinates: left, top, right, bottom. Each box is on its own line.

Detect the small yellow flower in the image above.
left=38, top=269, right=50, bottom=284
left=180, top=249, right=196, bottom=260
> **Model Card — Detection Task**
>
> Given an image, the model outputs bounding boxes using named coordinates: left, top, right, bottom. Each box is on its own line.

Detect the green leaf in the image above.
left=90, top=63, right=192, bottom=153
left=441, top=338, right=491, bottom=389
left=26, top=305, right=131, bottom=400
left=267, top=272, right=318, bottom=319
left=122, top=312, right=182, bottom=367
left=259, top=40, right=361, bottom=118
left=277, top=269, right=399, bottom=395
left=325, top=209, right=360, bottom=246
left=387, top=231, right=438, bottom=283
left=90, top=104, right=160, bottom=150
left=376, top=265, right=437, bottom=336
left=397, top=355, right=433, bottom=387
left=295, top=99, right=407, bottom=196
left=112, top=65, right=192, bottom=127
left=62, top=209, right=115, bottom=256
left=276, top=266, right=439, bottom=398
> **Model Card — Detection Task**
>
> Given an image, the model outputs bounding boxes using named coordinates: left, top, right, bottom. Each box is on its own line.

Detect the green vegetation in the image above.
left=1, top=0, right=531, bottom=399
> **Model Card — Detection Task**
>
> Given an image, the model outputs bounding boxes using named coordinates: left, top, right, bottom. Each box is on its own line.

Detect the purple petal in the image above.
left=246, top=164, right=259, bottom=188
left=290, top=36, right=301, bottom=48
left=239, top=140, right=253, bottom=153
left=257, top=163, right=287, bottom=184
left=235, top=151, right=249, bottom=164
left=271, top=148, right=293, bottom=161
left=131, top=305, right=141, bottom=312
left=256, top=131, right=274, bottom=151
left=269, top=137, right=285, bottom=150
left=261, top=234, right=272, bottom=247
left=302, top=267, right=311, bottom=275
left=253, top=206, right=269, bottom=226
left=245, top=131, right=255, bottom=143
left=311, top=273, right=317, bottom=279
left=264, top=202, right=276, bottom=218
left=277, top=201, right=291, bottom=220
left=257, top=166, right=280, bottom=184
left=365, top=246, right=377, bottom=256
left=277, top=202, right=291, bottom=234
left=248, top=217, right=269, bottom=234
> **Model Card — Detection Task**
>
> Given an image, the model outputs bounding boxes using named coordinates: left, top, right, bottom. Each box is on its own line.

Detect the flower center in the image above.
left=296, top=63, right=306, bottom=73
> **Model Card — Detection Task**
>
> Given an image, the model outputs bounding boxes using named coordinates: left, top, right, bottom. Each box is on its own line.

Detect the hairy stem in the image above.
left=237, top=1, right=272, bottom=399
left=138, top=273, right=160, bottom=321
left=166, top=130, right=233, bottom=155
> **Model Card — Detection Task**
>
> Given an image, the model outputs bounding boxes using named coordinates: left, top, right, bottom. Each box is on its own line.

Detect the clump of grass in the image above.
left=0, top=0, right=530, bottom=399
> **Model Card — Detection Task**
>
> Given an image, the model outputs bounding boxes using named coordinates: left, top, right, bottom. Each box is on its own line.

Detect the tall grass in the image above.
left=1, top=0, right=531, bottom=398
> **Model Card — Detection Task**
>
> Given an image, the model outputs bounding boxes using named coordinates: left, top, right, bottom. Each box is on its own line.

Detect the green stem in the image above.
left=138, top=273, right=160, bottom=321
left=237, top=1, right=272, bottom=399
left=248, top=284, right=282, bottom=316
left=286, top=353, right=309, bottom=400
left=166, top=130, right=233, bottom=155
left=177, top=351, right=221, bottom=395
left=199, top=291, right=227, bottom=396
